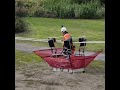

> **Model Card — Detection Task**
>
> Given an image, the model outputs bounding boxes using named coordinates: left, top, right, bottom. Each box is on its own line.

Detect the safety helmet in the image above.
left=61, top=27, right=67, bottom=32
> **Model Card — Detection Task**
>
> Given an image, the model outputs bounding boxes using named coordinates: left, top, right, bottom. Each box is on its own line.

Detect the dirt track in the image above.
left=15, top=61, right=104, bottom=90
left=15, top=43, right=105, bottom=90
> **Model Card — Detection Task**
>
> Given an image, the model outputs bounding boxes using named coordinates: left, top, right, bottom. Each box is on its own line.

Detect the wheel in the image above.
left=82, top=71, right=85, bottom=73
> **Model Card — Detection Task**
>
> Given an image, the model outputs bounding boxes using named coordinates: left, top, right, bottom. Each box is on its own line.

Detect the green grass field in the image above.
left=15, top=50, right=42, bottom=65
left=15, top=17, right=105, bottom=52
left=15, top=17, right=105, bottom=41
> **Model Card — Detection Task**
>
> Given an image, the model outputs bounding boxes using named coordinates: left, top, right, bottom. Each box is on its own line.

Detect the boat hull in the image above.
left=33, top=48, right=101, bottom=69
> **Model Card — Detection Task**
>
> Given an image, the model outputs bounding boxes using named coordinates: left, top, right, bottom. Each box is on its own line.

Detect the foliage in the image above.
left=15, top=16, right=29, bottom=33
left=15, top=0, right=105, bottom=19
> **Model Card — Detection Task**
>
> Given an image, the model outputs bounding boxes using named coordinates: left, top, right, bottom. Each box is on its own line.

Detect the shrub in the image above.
left=78, top=1, right=103, bottom=19
left=15, top=16, right=28, bottom=33
left=15, top=0, right=43, bottom=17
left=15, top=0, right=29, bottom=17
left=15, top=0, right=105, bottom=19
left=96, top=6, right=105, bottom=18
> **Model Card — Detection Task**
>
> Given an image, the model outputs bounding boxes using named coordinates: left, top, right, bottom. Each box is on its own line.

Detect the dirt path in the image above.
left=15, top=43, right=105, bottom=61
left=15, top=61, right=105, bottom=90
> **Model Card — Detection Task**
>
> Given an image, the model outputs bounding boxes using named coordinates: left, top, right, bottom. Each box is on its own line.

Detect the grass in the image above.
left=86, top=60, right=105, bottom=73
left=89, top=60, right=105, bottom=69
left=15, top=17, right=105, bottom=41
left=15, top=50, right=42, bottom=66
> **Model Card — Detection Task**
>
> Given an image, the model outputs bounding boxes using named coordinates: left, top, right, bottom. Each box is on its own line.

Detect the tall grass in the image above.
left=15, top=0, right=105, bottom=19
left=43, top=0, right=104, bottom=19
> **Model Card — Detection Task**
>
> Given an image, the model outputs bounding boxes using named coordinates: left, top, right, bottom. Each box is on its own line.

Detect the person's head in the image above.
left=61, top=26, right=68, bottom=35
left=62, top=31, right=68, bottom=35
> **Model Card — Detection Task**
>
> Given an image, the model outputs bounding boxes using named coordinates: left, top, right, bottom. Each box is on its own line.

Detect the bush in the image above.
left=96, top=6, right=105, bottom=18
left=43, top=0, right=75, bottom=18
left=15, top=16, right=28, bottom=33
left=15, top=7, right=29, bottom=17
left=43, top=0, right=104, bottom=19
left=15, top=0, right=43, bottom=17
left=15, top=0, right=105, bottom=19
left=74, top=1, right=104, bottom=19
left=15, top=0, right=29, bottom=17
left=33, top=7, right=45, bottom=17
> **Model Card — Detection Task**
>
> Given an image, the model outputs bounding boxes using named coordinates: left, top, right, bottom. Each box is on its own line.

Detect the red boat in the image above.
left=33, top=37, right=102, bottom=73
left=33, top=48, right=101, bottom=69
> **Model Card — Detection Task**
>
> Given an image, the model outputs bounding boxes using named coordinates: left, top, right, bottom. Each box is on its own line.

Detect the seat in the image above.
left=75, top=37, right=87, bottom=56
left=48, top=38, right=57, bottom=54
